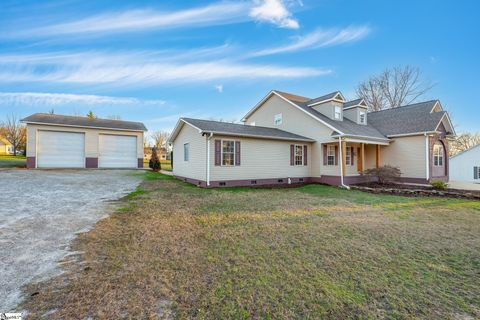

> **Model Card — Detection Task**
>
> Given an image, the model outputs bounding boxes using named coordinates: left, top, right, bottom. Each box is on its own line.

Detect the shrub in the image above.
left=363, top=165, right=401, bottom=184
left=149, top=147, right=161, bottom=172
left=430, top=180, right=448, bottom=190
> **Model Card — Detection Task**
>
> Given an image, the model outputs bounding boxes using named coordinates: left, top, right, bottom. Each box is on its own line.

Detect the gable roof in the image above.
left=343, top=98, right=367, bottom=109
left=450, top=143, right=480, bottom=159
left=307, top=91, right=345, bottom=106
left=367, top=100, right=452, bottom=137
left=171, top=118, right=315, bottom=142
left=21, top=113, right=147, bottom=132
left=274, top=91, right=389, bottom=140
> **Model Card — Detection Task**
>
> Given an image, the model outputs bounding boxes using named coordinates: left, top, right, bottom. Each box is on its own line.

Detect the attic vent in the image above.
left=219, top=182, right=226, bottom=186
left=278, top=179, right=284, bottom=183
left=251, top=180, right=257, bottom=185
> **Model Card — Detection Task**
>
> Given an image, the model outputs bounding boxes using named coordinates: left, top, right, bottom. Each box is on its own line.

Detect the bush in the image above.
left=430, top=180, right=448, bottom=190
left=363, top=165, right=401, bottom=184
left=149, top=147, right=161, bottom=172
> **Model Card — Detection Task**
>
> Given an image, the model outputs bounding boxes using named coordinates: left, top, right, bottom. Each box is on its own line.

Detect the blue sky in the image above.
left=0, top=0, right=478, bottom=135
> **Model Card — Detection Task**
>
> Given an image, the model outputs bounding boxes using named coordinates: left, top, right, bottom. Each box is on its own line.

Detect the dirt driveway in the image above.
left=0, top=170, right=142, bottom=312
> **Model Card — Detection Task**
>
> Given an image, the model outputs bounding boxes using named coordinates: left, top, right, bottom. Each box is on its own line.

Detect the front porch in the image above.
left=319, top=138, right=388, bottom=185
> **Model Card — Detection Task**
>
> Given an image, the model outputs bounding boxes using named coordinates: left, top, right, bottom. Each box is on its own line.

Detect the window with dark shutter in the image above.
left=351, top=147, right=355, bottom=166
left=323, top=145, right=327, bottom=165
left=475, top=166, right=479, bottom=180
left=214, top=140, right=221, bottom=166
left=303, top=145, right=308, bottom=165
left=290, top=145, right=294, bottom=166
left=235, top=141, right=241, bottom=166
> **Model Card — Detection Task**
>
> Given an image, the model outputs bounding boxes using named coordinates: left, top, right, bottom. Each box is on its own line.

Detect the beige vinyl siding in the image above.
left=172, top=123, right=206, bottom=181
left=311, top=101, right=343, bottom=120
left=244, top=94, right=337, bottom=177
left=380, top=135, right=427, bottom=179
left=364, top=144, right=377, bottom=170
left=209, top=135, right=311, bottom=181
left=26, top=124, right=144, bottom=158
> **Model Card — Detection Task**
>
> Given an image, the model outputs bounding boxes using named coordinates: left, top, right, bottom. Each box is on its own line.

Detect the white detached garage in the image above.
left=22, top=113, right=147, bottom=169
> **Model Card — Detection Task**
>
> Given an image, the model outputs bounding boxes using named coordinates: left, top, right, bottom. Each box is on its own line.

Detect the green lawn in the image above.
left=23, top=173, right=480, bottom=319
left=0, top=155, right=26, bottom=168
left=144, top=159, right=172, bottom=171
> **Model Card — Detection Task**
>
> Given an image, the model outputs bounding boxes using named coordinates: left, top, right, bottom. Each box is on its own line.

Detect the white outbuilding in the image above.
left=449, top=144, right=480, bottom=183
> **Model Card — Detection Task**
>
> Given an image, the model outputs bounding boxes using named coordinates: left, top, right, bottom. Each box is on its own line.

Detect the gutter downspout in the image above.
left=425, top=133, right=430, bottom=182
left=206, top=132, right=213, bottom=186
left=338, top=137, right=350, bottom=189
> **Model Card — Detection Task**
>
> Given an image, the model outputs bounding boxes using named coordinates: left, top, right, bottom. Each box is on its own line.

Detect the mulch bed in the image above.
left=353, top=182, right=480, bottom=200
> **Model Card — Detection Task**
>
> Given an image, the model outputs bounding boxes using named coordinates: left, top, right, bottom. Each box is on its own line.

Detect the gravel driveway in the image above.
left=0, top=170, right=142, bottom=312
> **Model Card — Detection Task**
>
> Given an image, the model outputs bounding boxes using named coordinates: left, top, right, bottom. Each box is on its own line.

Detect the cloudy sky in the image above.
left=0, top=0, right=478, bottom=134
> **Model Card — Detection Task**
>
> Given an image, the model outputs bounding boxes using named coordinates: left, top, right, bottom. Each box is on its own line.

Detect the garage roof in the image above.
left=21, top=113, right=147, bottom=132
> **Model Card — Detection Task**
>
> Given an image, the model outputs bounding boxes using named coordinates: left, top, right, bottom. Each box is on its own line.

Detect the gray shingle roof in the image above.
left=343, top=98, right=365, bottom=109
left=306, top=91, right=342, bottom=105
left=367, top=101, right=446, bottom=136
left=21, top=113, right=147, bottom=131
left=182, top=118, right=315, bottom=142
left=275, top=92, right=388, bottom=140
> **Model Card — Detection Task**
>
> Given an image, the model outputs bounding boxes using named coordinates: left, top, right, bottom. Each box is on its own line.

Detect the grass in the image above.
left=144, top=159, right=172, bottom=171
left=22, top=173, right=480, bottom=319
left=0, top=155, right=26, bottom=168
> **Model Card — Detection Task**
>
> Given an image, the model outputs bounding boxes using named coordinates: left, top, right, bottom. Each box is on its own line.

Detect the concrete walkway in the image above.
left=448, top=181, right=480, bottom=191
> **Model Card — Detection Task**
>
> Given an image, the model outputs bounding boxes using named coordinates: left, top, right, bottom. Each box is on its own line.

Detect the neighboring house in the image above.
left=168, top=90, right=455, bottom=187
left=21, top=113, right=147, bottom=169
left=144, top=147, right=169, bottom=161
left=449, top=144, right=480, bottom=183
left=0, top=137, right=14, bottom=155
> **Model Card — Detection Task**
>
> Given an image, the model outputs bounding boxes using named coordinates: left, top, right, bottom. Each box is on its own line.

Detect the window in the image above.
left=250, top=122, right=256, bottom=126
left=327, top=145, right=335, bottom=165
left=346, top=147, right=352, bottom=165
left=294, top=145, right=304, bottom=166
left=274, top=113, right=282, bottom=125
left=359, top=111, right=366, bottom=124
left=474, top=166, right=480, bottom=180
left=183, top=143, right=189, bottom=161
left=334, top=106, right=341, bottom=120
left=433, top=143, right=444, bottom=166
left=222, top=140, right=235, bottom=166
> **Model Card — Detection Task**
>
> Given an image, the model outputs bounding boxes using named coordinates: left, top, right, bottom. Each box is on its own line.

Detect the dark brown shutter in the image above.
left=214, top=140, right=221, bottom=166
left=351, top=147, right=354, bottom=166
left=323, top=144, right=327, bottom=165
left=475, top=167, right=479, bottom=180
left=290, top=145, right=294, bottom=166
left=303, top=145, right=307, bottom=165
left=235, top=141, right=241, bottom=166
left=334, top=146, right=338, bottom=165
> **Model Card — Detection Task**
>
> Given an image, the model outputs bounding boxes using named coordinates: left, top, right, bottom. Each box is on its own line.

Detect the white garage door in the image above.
left=99, top=134, right=137, bottom=168
left=37, top=131, right=85, bottom=168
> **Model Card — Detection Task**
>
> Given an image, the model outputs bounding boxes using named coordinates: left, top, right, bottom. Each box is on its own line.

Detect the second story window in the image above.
left=359, top=111, right=366, bottom=124
left=274, top=113, right=282, bottom=125
left=334, top=106, right=341, bottom=120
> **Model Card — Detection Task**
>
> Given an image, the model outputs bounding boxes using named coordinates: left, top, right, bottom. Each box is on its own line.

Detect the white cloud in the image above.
left=251, top=26, right=371, bottom=57
left=214, top=84, right=224, bottom=93
left=249, top=0, right=299, bottom=29
left=10, top=2, right=251, bottom=37
left=0, top=92, right=166, bottom=107
left=0, top=51, right=329, bottom=85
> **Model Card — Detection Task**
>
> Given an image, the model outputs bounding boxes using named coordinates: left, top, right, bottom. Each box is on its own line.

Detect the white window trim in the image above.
left=221, top=139, right=236, bottom=167
left=359, top=111, right=366, bottom=124
left=327, top=145, right=336, bottom=166
left=274, top=113, right=283, bottom=125
left=183, top=143, right=189, bottom=162
left=294, top=144, right=304, bottom=166
left=346, top=147, right=352, bottom=166
left=433, top=144, right=444, bottom=167
left=334, top=106, right=342, bottom=120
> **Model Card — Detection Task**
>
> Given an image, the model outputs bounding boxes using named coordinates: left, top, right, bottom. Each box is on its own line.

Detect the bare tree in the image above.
left=0, top=114, right=26, bottom=156
left=356, top=65, right=434, bottom=111
left=151, top=130, right=170, bottom=149
left=449, top=132, right=480, bottom=156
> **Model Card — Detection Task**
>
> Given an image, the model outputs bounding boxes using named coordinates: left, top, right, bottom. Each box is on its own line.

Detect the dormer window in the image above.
left=359, top=111, right=366, bottom=124
left=334, top=106, right=341, bottom=120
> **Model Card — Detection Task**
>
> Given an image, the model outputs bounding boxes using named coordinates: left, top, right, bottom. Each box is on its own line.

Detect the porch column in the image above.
left=357, top=143, right=365, bottom=173
left=376, top=145, right=381, bottom=168
left=342, top=140, right=347, bottom=176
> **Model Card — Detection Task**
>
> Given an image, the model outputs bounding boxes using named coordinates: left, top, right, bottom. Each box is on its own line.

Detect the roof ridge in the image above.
left=28, top=112, right=143, bottom=124
left=273, top=90, right=311, bottom=102
left=182, top=117, right=287, bottom=131
left=368, top=100, right=438, bottom=114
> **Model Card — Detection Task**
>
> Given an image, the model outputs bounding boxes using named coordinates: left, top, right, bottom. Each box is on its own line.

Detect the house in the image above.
left=21, top=113, right=147, bottom=169
left=0, top=137, right=14, bottom=155
left=144, top=146, right=170, bottom=162
left=449, top=144, right=480, bottom=183
left=168, top=90, right=455, bottom=187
